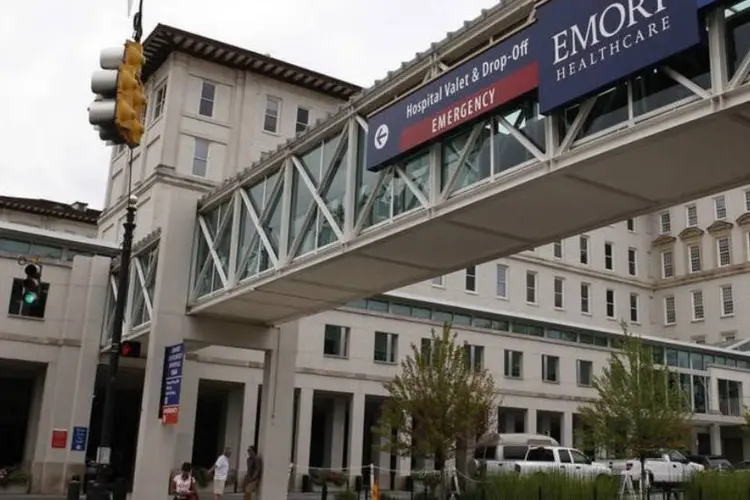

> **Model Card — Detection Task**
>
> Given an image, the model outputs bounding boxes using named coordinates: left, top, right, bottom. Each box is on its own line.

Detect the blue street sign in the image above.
left=71, top=426, right=88, bottom=452
left=162, top=343, right=184, bottom=408
left=365, top=0, right=705, bottom=172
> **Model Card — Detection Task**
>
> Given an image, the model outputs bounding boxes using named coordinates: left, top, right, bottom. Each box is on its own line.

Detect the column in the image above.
left=238, top=383, right=260, bottom=481
left=131, top=189, right=203, bottom=500
left=526, top=408, right=537, bottom=434
left=348, top=393, right=365, bottom=483
left=689, top=427, right=700, bottom=455
left=330, top=398, right=347, bottom=469
left=174, top=363, right=199, bottom=466
left=562, top=412, right=574, bottom=448
left=224, top=387, right=244, bottom=473
left=710, top=424, right=722, bottom=456
left=256, top=322, right=298, bottom=500
left=378, top=435, right=390, bottom=489
left=487, top=405, right=499, bottom=434
left=709, top=376, right=719, bottom=414
left=293, top=388, right=314, bottom=489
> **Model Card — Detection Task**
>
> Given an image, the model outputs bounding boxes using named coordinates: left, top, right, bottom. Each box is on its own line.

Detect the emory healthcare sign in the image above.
left=365, top=0, right=705, bottom=172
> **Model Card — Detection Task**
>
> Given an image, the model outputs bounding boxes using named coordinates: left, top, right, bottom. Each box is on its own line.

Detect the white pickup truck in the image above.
left=512, top=446, right=612, bottom=479
left=607, top=449, right=704, bottom=487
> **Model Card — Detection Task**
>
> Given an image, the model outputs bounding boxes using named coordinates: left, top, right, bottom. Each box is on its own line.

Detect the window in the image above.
left=542, top=355, right=559, bottom=383
left=553, top=241, right=563, bottom=259
left=420, top=338, right=432, bottom=363
left=579, top=236, right=589, bottom=264
left=525, top=271, right=537, bottom=304
left=664, top=296, right=676, bottom=325
left=465, top=266, right=477, bottom=292
left=659, top=211, right=671, bottom=234
left=152, top=82, right=167, bottom=121
left=717, top=237, right=731, bottom=267
left=691, top=290, right=704, bottom=321
left=714, top=196, right=727, bottom=220
left=605, top=289, right=615, bottom=319
left=295, top=107, right=310, bottom=134
left=661, top=250, right=674, bottom=278
left=263, top=96, right=281, bottom=133
left=686, top=204, right=698, bottom=227
left=504, top=350, right=523, bottom=378
left=198, top=81, right=216, bottom=117
left=7, top=279, right=49, bottom=319
left=323, top=324, right=349, bottom=357
left=604, top=242, right=614, bottom=270
left=464, top=344, right=484, bottom=371
left=627, top=218, right=636, bottom=232
left=629, top=293, right=639, bottom=323
left=577, top=360, right=593, bottom=387
left=627, top=247, right=637, bottom=276
left=192, top=138, right=209, bottom=177
left=431, top=275, right=444, bottom=287
left=688, top=244, right=702, bottom=273
left=580, top=283, right=591, bottom=314
left=554, top=277, right=564, bottom=309
left=374, top=331, right=398, bottom=363
left=745, top=189, right=750, bottom=212
left=720, top=285, right=734, bottom=317
left=496, top=264, right=508, bottom=298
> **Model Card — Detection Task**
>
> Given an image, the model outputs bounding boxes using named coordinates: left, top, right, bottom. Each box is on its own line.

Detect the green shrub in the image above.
left=462, top=473, right=618, bottom=500
left=683, top=470, right=750, bottom=500
left=334, top=490, right=357, bottom=500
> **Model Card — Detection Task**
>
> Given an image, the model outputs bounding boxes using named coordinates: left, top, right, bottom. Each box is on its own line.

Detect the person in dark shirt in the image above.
left=244, top=446, right=263, bottom=500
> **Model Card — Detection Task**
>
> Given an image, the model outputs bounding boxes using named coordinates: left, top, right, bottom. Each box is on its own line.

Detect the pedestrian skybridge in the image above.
left=188, top=0, right=750, bottom=325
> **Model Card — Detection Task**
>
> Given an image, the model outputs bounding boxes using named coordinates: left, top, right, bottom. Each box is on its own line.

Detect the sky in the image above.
left=1, top=0, right=500, bottom=210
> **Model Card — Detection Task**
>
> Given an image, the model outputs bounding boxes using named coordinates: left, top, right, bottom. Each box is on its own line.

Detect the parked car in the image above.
left=471, top=433, right=560, bottom=475
left=512, top=446, right=612, bottom=479
left=607, top=449, right=704, bottom=488
left=687, top=455, right=733, bottom=471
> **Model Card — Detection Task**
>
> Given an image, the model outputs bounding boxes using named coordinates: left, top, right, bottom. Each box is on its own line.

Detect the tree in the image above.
left=374, top=322, right=498, bottom=496
left=578, top=325, right=692, bottom=496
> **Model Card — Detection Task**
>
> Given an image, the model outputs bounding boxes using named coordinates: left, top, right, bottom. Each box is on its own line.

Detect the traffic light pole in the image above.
left=92, top=195, right=137, bottom=499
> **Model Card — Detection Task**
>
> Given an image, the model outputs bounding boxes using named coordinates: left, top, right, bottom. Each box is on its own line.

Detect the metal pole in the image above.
left=92, top=196, right=137, bottom=497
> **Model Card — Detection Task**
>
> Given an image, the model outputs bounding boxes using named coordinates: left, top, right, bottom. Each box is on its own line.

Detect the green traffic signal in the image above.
left=23, top=292, right=38, bottom=305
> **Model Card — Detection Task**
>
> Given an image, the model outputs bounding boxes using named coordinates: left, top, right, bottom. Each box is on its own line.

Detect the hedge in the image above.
left=683, top=470, right=750, bottom=500
left=458, top=473, right=620, bottom=500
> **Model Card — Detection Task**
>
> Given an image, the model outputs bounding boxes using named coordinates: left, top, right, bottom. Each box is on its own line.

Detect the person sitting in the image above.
left=171, top=462, right=198, bottom=500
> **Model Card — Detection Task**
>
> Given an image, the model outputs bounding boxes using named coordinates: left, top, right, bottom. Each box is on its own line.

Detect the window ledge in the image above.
left=691, top=318, right=705, bottom=324
left=430, top=284, right=445, bottom=289
left=504, top=375, right=523, bottom=381
left=720, top=314, right=736, bottom=319
left=577, top=383, right=593, bottom=388
left=7, top=314, right=45, bottom=322
left=373, top=360, right=397, bottom=366
left=526, top=302, right=539, bottom=307
left=543, top=380, right=560, bottom=385
left=323, top=354, right=348, bottom=360
left=261, top=129, right=281, bottom=137
left=465, top=290, right=478, bottom=295
left=495, top=295, right=508, bottom=301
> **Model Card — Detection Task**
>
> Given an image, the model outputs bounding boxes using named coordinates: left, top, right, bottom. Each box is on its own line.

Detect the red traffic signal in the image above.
left=120, top=341, right=142, bottom=358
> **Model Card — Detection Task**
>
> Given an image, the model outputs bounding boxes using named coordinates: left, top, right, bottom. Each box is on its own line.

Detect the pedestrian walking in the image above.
left=208, top=447, right=231, bottom=500
left=243, top=445, right=263, bottom=500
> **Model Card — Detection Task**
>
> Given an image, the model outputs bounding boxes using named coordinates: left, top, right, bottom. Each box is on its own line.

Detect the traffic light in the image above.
left=88, top=40, right=147, bottom=147
left=21, top=264, right=42, bottom=305
left=120, top=341, right=142, bottom=358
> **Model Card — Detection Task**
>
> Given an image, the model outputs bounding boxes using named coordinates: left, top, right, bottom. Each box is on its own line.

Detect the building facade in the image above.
left=5, top=4, right=750, bottom=496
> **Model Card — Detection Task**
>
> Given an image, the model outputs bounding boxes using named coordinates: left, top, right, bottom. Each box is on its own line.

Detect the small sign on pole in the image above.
left=71, top=426, right=88, bottom=452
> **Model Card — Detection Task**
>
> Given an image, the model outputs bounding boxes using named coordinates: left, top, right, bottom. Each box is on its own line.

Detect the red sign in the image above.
left=51, top=429, right=68, bottom=449
left=162, top=406, right=179, bottom=425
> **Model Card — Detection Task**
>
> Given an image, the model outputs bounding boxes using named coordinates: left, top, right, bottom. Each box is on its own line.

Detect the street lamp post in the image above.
left=90, top=196, right=137, bottom=500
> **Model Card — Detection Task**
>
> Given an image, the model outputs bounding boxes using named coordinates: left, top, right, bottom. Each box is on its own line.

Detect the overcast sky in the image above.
left=1, top=0, right=499, bottom=210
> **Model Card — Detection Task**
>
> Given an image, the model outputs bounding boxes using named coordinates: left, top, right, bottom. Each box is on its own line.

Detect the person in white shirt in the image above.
left=171, top=462, right=197, bottom=500
left=209, top=447, right=232, bottom=500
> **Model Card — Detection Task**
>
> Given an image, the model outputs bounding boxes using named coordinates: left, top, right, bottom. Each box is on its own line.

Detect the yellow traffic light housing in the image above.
left=114, top=41, right=147, bottom=147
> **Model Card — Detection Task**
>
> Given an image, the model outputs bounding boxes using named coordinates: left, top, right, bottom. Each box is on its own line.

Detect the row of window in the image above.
left=658, top=191, right=750, bottom=235
left=659, top=233, right=750, bottom=278
left=0, top=237, right=95, bottom=264
left=346, top=297, right=750, bottom=370
left=663, top=284, right=736, bottom=327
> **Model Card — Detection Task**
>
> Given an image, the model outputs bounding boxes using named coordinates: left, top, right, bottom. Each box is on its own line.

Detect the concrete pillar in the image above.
left=487, top=404, right=499, bottom=433
left=29, top=256, right=108, bottom=494
left=174, top=363, right=199, bottom=465
left=225, top=387, right=244, bottom=473
left=378, top=435, right=390, bottom=488
left=256, top=323, right=298, bottom=500
left=348, top=393, right=366, bottom=482
left=710, top=424, right=722, bottom=456
left=562, top=412, right=574, bottom=448
left=710, top=376, right=719, bottom=414
left=526, top=408, right=537, bottom=434
left=238, top=382, right=260, bottom=481
left=330, top=398, right=347, bottom=469
left=294, top=388, right=314, bottom=489
left=690, top=427, right=700, bottom=455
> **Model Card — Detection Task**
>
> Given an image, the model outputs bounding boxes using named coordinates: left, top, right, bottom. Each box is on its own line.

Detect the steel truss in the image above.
left=101, top=240, right=160, bottom=345
left=190, top=4, right=750, bottom=306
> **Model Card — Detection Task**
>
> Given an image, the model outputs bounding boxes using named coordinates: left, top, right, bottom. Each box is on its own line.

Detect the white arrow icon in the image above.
left=374, top=124, right=389, bottom=150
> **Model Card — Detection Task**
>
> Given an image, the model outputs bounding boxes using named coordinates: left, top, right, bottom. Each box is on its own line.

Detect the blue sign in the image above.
left=365, top=0, right=703, bottom=172
left=162, top=343, right=184, bottom=408
left=71, top=426, right=88, bottom=452
left=536, top=0, right=701, bottom=114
